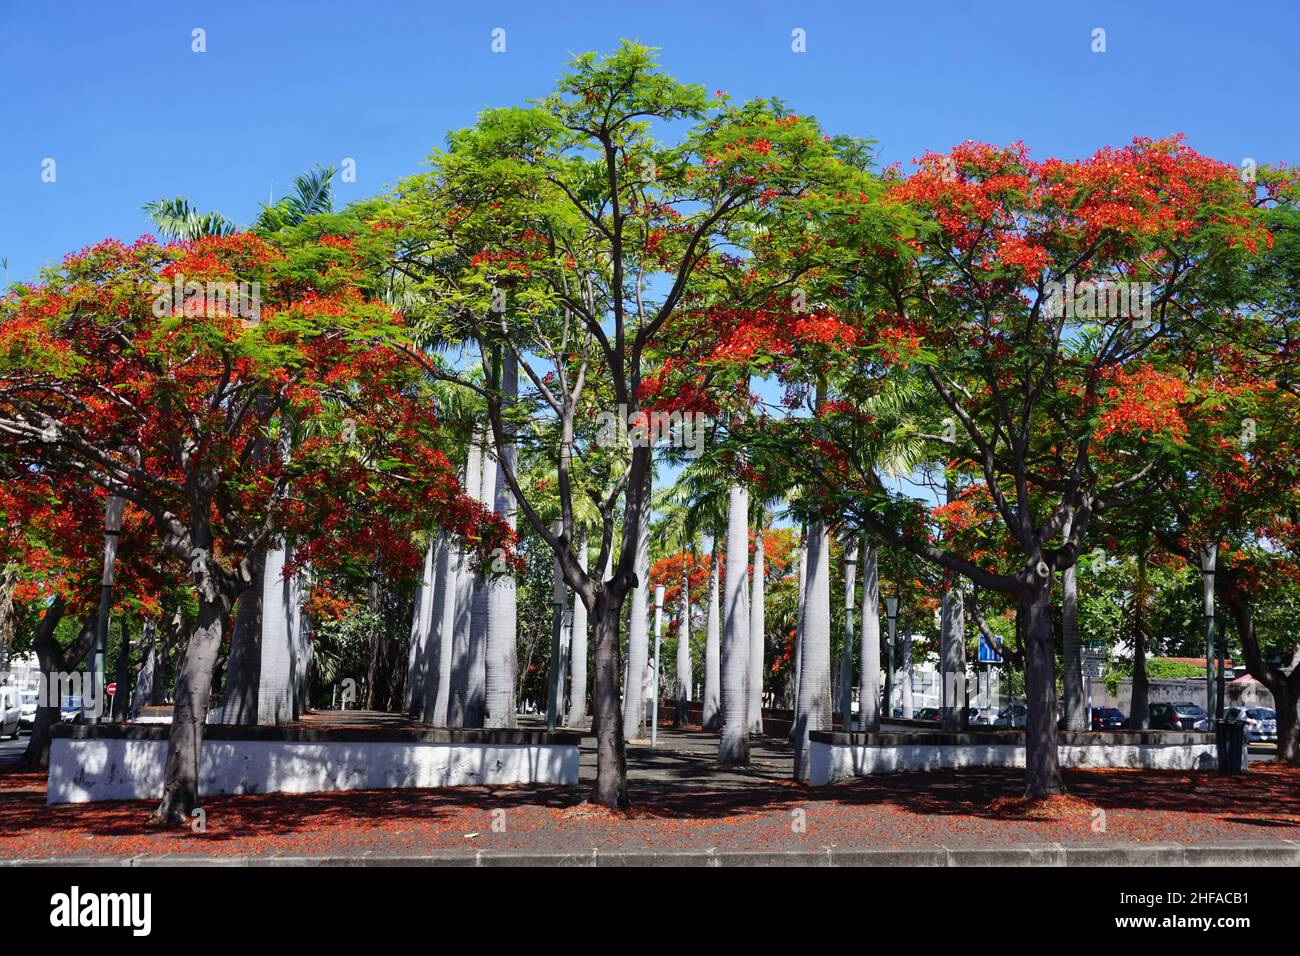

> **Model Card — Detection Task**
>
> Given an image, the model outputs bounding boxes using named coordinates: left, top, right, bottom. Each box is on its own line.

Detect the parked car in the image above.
left=0, top=686, right=22, bottom=739
left=964, top=706, right=997, bottom=726
left=1091, top=707, right=1127, bottom=730
left=18, top=690, right=38, bottom=729
left=914, top=707, right=942, bottom=722
left=1224, top=706, right=1277, bottom=743
left=1148, top=701, right=1210, bottom=731
left=994, top=703, right=1028, bottom=727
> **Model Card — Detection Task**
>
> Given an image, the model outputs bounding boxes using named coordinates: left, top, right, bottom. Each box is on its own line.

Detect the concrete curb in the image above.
left=3, top=841, right=1299, bottom=867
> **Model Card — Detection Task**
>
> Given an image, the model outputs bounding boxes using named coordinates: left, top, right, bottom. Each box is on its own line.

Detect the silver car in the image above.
left=1225, top=706, right=1277, bottom=743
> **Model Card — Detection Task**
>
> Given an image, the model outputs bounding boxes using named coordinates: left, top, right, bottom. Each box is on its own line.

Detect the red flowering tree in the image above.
left=0, top=233, right=510, bottom=823
left=704, top=137, right=1267, bottom=797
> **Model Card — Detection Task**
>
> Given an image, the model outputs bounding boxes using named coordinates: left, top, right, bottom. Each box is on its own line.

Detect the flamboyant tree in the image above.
left=357, top=43, right=861, bottom=807
left=0, top=233, right=510, bottom=823
left=697, top=137, right=1266, bottom=795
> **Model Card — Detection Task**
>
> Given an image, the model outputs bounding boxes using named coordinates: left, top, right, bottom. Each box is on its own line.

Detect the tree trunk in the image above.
left=719, top=484, right=751, bottom=765
left=1020, top=577, right=1065, bottom=798
left=219, top=547, right=264, bottom=724
left=111, top=613, right=132, bottom=721
left=839, top=538, right=858, bottom=731
left=566, top=533, right=591, bottom=726
left=150, top=580, right=232, bottom=825
left=748, top=524, right=765, bottom=735
left=622, top=473, right=652, bottom=739
left=427, top=536, right=456, bottom=726
left=675, top=557, right=692, bottom=728
left=1130, top=548, right=1151, bottom=730
left=464, top=435, right=496, bottom=728
left=792, top=538, right=807, bottom=717
left=590, top=594, right=628, bottom=808
left=485, top=353, right=519, bottom=728
left=22, top=599, right=74, bottom=768
left=405, top=541, right=434, bottom=714
left=793, top=520, right=831, bottom=781
left=940, top=581, right=966, bottom=731
left=364, top=567, right=383, bottom=710
left=702, top=544, right=721, bottom=731
left=1060, top=563, right=1086, bottom=730
left=859, top=538, right=881, bottom=732
left=448, top=437, right=482, bottom=726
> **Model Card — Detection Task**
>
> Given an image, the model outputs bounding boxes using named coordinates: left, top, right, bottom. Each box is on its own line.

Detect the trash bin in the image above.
left=1215, top=719, right=1248, bottom=773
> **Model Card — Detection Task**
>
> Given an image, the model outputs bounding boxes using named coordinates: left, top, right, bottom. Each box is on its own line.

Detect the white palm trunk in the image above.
left=565, top=532, right=590, bottom=726
left=792, top=540, right=807, bottom=712
left=702, top=544, right=721, bottom=731
left=858, top=538, right=881, bottom=731
left=427, top=534, right=456, bottom=726
left=449, top=436, right=483, bottom=726
left=484, top=355, right=518, bottom=728
left=256, top=541, right=297, bottom=724
left=794, top=520, right=831, bottom=780
left=839, top=537, right=859, bottom=730
left=1061, top=563, right=1086, bottom=730
left=621, top=477, right=652, bottom=738
left=405, top=541, right=435, bottom=714
left=675, top=559, right=692, bottom=723
left=747, top=525, right=765, bottom=735
left=719, top=484, right=751, bottom=764
left=464, top=433, right=496, bottom=728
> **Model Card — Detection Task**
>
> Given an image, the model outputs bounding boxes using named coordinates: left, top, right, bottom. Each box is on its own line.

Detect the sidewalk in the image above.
left=2, top=725, right=1297, bottom=865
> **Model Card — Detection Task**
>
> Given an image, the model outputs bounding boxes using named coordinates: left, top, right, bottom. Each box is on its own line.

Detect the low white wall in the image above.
left=48, top=737, right=580, bottom=804
left=809, top=739, right=1217, bottom=786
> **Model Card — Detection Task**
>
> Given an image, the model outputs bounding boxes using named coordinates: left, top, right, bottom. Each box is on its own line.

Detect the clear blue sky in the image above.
left=2, top=0, right=1297, bottom=286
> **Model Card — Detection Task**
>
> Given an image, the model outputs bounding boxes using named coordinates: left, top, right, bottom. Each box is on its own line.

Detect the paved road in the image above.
left=0, top=730, right=29, bottom=765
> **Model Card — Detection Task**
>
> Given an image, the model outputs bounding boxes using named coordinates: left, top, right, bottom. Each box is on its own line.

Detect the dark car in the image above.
left=1148, top=701, right=1210, bottom=731
left=914, top=707, right=942, bottom=722
left=1091, top=707, right=1126, bottom=730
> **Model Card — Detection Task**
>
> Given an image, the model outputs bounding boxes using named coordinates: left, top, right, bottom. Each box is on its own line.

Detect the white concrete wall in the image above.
left=809, top=739, right=1217, bottom=786
left=48, top=738, right=580, bottom=804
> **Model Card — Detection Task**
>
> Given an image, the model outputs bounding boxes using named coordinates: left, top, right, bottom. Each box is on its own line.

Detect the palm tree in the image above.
left=621, top=470, right=653, bottom=739
left=142, top=164, right=337, bottom=241
left=794, top=518, right=832, bottom=780
left=703, top=542, right=722, bottom=731
left=719, top=483, right=751, bottom=765
left=484, top=354, right=519, bottom=728
left=859, top=534, right=882, bottom=731
left=748, top=522, right=766, bottom=735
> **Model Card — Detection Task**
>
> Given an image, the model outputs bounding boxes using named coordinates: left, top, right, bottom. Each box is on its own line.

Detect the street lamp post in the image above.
left=89, top=496, right=125, bottom=724
left=651, top=584, right=664, bottom=747
left=884, top=596, right=898, bottom=722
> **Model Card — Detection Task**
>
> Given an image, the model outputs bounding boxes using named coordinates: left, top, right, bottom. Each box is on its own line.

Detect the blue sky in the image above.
left=2, top=0, right=1297, bottom=287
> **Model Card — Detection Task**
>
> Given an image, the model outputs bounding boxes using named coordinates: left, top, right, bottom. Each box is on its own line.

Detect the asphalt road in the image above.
left=0, top=730, right=29, bottom=765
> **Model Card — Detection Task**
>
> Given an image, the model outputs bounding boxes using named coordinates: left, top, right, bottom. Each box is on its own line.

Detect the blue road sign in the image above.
left=977, top=633, right=1003, bottom=664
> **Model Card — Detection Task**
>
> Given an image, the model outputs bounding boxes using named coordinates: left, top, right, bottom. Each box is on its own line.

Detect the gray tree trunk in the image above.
left=793, top=520, right=831, bottom=780
left=1060, top=563, right=1086, bottom=730
left=1021, top=577, right=1065, bottom=798
left=792, top=539, right=807, bottom=714
left=405, top=541, right=435, bottom=714
left=839, top=538, right=858, bottom=731
left=859, top=538, right=881, bottom=731
left=219, top=547, right=264, bottom=724
left=702, top=544, right=722, bottom=731
left=485, top=354, right=519, bottom=728
left=748, top=524, right=765, bottom=735
left=675, top=557, right=692, bottom=727
left=621, top=472, right=652, bottom=738
left=719, top=484, right=750, bottom=764
left=427, top=535, right=457, bottom=726
left=448, top=440, right=481, bottom=726
left=940, top=583, right=966, bottom=730
left=464, top=432, right=495, bottom=727
left=255, top=542, right=298, bottom=724
left=565, top=533, right=591, bottom=726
